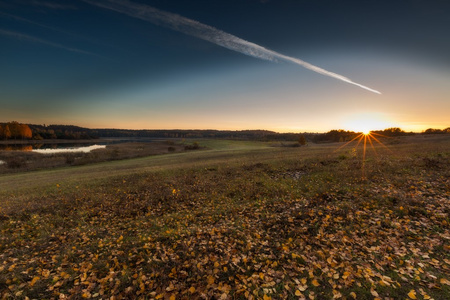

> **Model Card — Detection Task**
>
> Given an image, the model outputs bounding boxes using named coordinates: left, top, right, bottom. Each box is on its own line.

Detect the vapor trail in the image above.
left=86, top=0, right=381, bottom=94
left=0, top=28, right=102, bottom=57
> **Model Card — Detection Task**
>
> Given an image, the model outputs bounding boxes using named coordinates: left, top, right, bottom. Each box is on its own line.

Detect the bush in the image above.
left=65, top=154, right=76, bottom=165
left=184, top=142, right=200, bottom=150
left=6, top=157, right=26, bottom=169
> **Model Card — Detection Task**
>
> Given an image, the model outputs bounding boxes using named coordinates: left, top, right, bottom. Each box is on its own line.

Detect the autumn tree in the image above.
left=0, top=122, right=32, bottom=139
left=8, top=121, right=21, bottom=139
left=19, top=124, right=32, bottom=139
left=2, top=125, right=11, bottom=140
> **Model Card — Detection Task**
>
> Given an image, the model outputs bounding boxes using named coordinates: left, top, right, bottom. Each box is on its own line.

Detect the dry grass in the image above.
left=0, top=140, right=194, bottom=174
left=0, top=136, right=449, bottom=299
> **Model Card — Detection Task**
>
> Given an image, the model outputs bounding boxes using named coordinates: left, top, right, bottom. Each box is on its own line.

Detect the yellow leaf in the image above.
left=207, top=275, right=215, bottom=285
left=263, top=295, right=271, bottom=300
left=155, top=294, right=164, bottom=299
left=350, top=292, right=356, bottom=299
left=343, top=271, right=351, bottom=279
left=259, top=272, right=265, bottom=280
left=312, top=279, right=320, bottom=287
left=169, top=295, right=176, bottom=300
left=407, top=290, right=417, bottom=299
left=441, top=278, right=450, bottom=285
left=295, top=290, right=302, bottom=296
left=189, top=287, right=196, bottom=293
left=30, top=276, right=39, bottom=287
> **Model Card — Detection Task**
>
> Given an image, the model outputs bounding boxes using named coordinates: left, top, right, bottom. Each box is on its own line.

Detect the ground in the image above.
left=0, top=135, right=449, bottom=299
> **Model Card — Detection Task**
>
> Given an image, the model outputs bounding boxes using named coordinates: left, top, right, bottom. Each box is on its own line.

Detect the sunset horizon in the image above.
left=1, top=0, right=449, bottom=133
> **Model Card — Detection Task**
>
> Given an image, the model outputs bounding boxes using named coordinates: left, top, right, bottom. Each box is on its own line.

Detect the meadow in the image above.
left=0, top=135, right=449, bottom=299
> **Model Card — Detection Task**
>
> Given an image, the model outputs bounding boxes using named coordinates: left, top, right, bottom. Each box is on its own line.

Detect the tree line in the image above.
left=1, top=122, right=448, bottom=142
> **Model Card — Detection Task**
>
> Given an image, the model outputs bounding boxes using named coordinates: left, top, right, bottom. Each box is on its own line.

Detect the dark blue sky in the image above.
left=1, top=0, right=449, bottom=131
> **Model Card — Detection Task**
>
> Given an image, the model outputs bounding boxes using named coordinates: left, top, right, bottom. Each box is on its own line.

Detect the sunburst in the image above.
left=334, top=130, right=391, bottom=178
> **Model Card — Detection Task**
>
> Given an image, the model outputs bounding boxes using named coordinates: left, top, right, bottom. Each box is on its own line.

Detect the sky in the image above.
left=1, top=0, right=449, bottom=132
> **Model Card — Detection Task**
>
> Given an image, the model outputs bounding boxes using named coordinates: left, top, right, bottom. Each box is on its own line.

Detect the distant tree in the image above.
left=3, top=125, right=11, bottom=140
left=1, top=122, right=32, bottom=139
left=383, top=127, right=405, bottom=136
left=19, top=124, right=32, bottom=139
left=424, top=128, right=444, bottom=134
left=298, top=134, right=307, bottom=145
left=8, top=121, right=21, bottom=139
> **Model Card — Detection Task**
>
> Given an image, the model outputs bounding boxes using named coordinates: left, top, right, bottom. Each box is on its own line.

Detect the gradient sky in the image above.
left=1, top=0, right=449, bottom=132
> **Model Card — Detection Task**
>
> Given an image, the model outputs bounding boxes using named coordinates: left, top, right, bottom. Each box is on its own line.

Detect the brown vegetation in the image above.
left=0, top=135, right=449, bottom=299
left=0, top=141, right=196, bottom=173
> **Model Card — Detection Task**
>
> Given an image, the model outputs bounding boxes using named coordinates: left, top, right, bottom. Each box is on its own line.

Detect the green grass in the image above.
left=0, top=136, right=449, bottom=299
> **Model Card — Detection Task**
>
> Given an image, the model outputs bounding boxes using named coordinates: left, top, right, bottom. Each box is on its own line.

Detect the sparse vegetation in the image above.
left=0, top=135, right=449, bottom=299
left=0, top=141, right=189, bottom=173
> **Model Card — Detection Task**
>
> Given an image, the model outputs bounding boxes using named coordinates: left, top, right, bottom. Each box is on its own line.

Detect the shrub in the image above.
left=6, top=157, right=25, bottom=169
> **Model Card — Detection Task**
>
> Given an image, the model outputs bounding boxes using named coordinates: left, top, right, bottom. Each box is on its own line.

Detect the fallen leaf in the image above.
left=407, top=290, right=417, bottom=299
left=311, top=279, right=320, bottom=287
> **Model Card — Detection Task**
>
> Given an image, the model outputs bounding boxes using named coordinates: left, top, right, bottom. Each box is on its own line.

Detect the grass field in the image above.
left=1, top=136, right=449, bottom=299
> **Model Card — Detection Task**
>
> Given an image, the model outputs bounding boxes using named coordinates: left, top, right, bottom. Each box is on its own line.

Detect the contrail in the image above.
left=85, top=0, right=381, bottom=94
left=0, top=28, right=103, bottom=58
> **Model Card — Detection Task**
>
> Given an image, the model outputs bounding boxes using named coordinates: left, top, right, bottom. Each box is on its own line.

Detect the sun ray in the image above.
left=333, top=133, right=364, bottom=152
left=332, top=129, right=394, bottom=179
left=355, top=134, right=365, bottom=148
left=367, top=134, right=378, bottom=157
left=369, top=134, right=392, bottom=152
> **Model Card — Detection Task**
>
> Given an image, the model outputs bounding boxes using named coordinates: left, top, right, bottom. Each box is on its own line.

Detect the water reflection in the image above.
left=0, top=145, right=33, bottom=151
left=32, top=145, right=106, bottom=154
left=0, top=144, right=106, bottom=154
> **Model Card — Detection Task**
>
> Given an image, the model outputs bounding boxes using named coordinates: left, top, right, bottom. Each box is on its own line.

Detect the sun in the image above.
left=342, top=112, right=397, bottom=134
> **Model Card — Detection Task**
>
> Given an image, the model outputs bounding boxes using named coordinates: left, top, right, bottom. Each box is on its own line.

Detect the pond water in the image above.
left=0, top=144, right=106, bottom=154
left=33, top=145, right=106, bottom=154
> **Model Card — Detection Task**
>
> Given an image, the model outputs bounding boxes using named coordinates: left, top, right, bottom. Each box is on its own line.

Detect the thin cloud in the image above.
left=0, top=12, right=70, bottom=33
left=0, top=12, right=116, bottom=49
left=0, top=28, right=102, bottom=57
left=85, top=0, right=381, bottom=94
left=30, top=0, right=77, bottom=10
